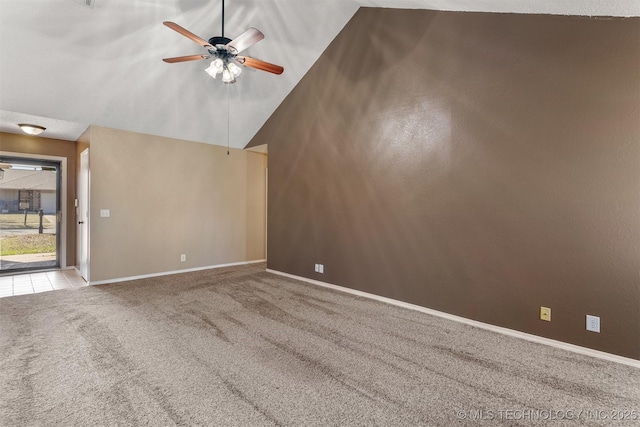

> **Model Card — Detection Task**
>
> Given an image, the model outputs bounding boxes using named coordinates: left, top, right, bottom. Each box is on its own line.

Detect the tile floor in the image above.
left=0, top=269, right=87, bottom=298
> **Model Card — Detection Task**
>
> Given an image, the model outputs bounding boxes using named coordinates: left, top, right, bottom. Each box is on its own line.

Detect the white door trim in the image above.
left=79, top=148, right=90, bottom=281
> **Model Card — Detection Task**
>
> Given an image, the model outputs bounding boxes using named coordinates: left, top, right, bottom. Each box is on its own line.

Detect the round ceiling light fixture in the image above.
left=18, top=123, right=46, bottom=136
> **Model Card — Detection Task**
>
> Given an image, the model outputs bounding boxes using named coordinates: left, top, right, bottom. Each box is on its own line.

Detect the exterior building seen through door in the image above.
left=0, top=157, right=61, bottom=272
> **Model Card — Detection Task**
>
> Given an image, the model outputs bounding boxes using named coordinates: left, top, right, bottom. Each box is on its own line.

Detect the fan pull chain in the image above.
left=227, top=82, right=230, bottom=155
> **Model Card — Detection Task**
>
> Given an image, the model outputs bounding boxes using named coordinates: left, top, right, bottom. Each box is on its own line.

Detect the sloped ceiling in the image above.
left=0, top=0, right=638, bottom=148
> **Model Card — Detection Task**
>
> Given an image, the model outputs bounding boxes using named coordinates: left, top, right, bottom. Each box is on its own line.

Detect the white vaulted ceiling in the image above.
left=0, top=1, right=638, bottom=148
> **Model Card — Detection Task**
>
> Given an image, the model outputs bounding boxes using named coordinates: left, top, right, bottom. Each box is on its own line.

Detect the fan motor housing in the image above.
left=209, top=36, right=232, bottom=46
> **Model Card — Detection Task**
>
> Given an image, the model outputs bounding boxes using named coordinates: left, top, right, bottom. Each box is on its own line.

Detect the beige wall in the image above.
left=0, top=132, right=77, bottom=266
left=88, top=126, right=266, bottom=282
left=249, top=9, right=640, bottom=359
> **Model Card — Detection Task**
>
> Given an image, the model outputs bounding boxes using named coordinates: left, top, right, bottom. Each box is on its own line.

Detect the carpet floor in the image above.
left=0, top=263, right=638, bottom=426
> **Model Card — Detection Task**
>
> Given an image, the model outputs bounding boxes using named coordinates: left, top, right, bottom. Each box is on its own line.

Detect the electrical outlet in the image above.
left=314, top=263, right=324, bottom=273
left=180, top=254, right=186, bottom=262
left=586, top=315, right=600, bottom=333
left=540, top=306, right=551, bottom=322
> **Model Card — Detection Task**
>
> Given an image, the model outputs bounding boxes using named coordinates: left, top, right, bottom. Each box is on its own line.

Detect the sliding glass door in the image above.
left=0, top=157, right=60, bottom=272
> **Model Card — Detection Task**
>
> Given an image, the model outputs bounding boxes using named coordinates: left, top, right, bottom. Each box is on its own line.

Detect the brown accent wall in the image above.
left=0, top=132, right=78, bottom=266
left=248, top=9, right=640, bottom=359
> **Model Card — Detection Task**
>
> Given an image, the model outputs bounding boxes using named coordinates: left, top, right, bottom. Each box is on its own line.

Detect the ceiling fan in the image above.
left=162, top=0, right=284, bottom=84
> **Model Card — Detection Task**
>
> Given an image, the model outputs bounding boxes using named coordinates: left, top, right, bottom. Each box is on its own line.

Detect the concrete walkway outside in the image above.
left=0, top=253, right=57, bottom=271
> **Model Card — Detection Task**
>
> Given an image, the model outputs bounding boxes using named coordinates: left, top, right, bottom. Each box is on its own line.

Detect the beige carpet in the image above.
left=1, top=263, right=638, bottom=426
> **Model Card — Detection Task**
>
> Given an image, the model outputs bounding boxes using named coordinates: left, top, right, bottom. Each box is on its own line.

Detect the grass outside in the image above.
left=0, top=213, right=54, bottom=230
left=0, top=234, right=56, bottom=256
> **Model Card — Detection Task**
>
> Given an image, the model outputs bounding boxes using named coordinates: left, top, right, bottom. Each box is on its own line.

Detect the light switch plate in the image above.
left=100, top=209, right=110, bottom=218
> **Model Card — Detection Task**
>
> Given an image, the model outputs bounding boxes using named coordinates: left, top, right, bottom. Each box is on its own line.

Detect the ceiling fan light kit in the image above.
left=162, top=1, right=283, bottom=84
left=205, top=57, right=242, bottom=84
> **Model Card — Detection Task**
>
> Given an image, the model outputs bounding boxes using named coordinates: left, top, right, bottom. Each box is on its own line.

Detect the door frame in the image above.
left=0, top=151, right=68, bottom=269
left=78, top=148, right=89, bottom=281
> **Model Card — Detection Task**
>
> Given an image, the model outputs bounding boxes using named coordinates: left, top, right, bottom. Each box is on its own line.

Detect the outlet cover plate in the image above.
left=586, top=315, right=600, bottom=333
left=540, top=306, right=551, bottom=321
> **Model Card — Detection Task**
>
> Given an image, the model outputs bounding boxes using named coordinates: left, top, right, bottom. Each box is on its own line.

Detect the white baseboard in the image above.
left=90, top=259, right=266, bottom=286
left=267, top=269, right=640, bottom=369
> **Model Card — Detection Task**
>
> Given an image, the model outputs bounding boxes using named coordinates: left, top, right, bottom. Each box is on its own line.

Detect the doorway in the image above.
left=0, top=156, right=61, bottom=272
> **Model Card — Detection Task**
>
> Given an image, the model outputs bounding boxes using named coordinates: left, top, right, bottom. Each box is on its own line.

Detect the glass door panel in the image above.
left=0, top=157, right=60, bottom=272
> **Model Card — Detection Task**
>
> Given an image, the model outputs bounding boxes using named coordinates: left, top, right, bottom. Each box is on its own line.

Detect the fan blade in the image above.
left=226, top=28, right=264, bottom=54
left=163, top=21, right=213, bottom=49
left=237, top=56, right=284, bottom=75
left=163, top=54, right=211, bottom=63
